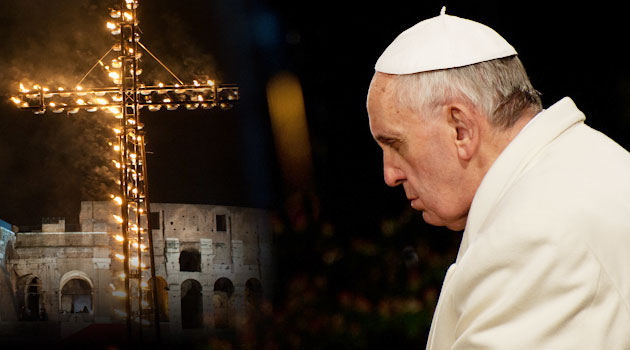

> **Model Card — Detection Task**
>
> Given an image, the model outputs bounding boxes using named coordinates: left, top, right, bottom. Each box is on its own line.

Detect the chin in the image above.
left=422, top=211, right=466, bottom=232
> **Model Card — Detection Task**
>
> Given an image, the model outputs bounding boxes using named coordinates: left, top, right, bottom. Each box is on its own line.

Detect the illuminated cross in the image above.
left=10, top=0, right=238, bottom=342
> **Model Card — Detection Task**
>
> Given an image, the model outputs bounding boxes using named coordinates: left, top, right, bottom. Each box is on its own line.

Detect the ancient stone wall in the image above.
left=2, top=201, right=273, bottom=335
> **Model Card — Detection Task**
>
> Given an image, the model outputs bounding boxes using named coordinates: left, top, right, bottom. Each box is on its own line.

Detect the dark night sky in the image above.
left=0, top=0, right=629, bottom=233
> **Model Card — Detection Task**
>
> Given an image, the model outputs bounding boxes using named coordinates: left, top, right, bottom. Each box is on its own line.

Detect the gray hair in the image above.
left=392, top=55, right=542, bottom=128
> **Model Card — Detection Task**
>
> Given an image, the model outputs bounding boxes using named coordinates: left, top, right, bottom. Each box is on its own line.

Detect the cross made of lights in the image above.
left=11, top=0, right=238, bottom=343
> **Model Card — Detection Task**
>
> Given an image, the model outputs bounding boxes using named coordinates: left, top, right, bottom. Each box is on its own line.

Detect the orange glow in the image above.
left=266, top=71, right=313, bottom=190
left=113, top=215, right=123, bottom=223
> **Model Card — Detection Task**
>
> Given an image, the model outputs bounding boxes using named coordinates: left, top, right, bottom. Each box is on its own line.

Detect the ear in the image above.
left=448, top=104, right=480, bottom=161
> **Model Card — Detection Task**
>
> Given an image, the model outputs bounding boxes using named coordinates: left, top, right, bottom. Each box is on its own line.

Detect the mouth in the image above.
left=408, top=197, right=420, bottom=210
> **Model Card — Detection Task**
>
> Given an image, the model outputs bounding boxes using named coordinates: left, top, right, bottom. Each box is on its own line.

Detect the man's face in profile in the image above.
left=367, top=73, right=470, bottom=231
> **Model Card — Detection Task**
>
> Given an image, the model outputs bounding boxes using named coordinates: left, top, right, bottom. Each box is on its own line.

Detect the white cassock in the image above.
left=427, top=97, right=630, bottom=349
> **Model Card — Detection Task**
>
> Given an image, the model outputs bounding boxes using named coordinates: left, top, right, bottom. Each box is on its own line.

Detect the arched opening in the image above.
left=213, top=277, right=234, bottom=328
left=61, top=279, right=93, bottom=314
left=245, top=278, right=263, bottom=312
left=180, top=279, right=202, bottom=329
left=26, top=277, right=42, bottom=320
left=16, top=275, right=43, bottom=321
left=147, top=277, right=169, bottom=322
left=179, top=249, right=201, bottom=272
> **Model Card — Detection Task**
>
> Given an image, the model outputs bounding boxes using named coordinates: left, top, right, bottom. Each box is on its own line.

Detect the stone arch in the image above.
left=16, top=274, right=43, bottom=321
left=245, top=278, right=263, bottom=311
left=180, top=279, right=202, bottom=329
left=59, top=271, right=94, bottom=315
left=148, top=276, right=169, bottom=322
left=213, top=277, right=234, bottom=328
left=179, top=248, right=201, bottom=272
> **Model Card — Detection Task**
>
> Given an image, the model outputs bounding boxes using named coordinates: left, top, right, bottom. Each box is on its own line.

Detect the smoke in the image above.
left=0, top=0, right=112, bottom=92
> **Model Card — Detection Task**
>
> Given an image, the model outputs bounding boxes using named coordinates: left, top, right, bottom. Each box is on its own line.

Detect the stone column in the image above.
left=231, top=240, right=243, bottom=272
left=165, top=238, right=180, bottom=273
left=200, top=238, right=213, bottom=273
left=93, top=257, right=112, bottom=322
left=168, top=282, right=181, bottom=334
left=202, top=283, right=214, bottom=329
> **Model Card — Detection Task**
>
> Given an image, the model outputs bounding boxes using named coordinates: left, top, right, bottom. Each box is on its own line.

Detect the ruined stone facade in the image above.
left=0, top=201, right=273, bottom=339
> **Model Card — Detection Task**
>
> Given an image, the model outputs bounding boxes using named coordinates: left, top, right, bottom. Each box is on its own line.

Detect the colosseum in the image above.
left=0, top=201, right=273, bottom=345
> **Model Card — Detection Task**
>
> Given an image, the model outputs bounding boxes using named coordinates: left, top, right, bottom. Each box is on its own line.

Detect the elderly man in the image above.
left=367, top=8, right=630, bottom=349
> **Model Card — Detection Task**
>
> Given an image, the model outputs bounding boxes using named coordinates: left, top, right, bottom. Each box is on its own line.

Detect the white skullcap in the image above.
left=375, top=7, right=517, bottom=74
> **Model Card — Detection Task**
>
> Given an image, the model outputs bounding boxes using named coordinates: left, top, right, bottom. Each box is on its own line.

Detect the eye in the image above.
left=384, top=139, right=401, bottom=151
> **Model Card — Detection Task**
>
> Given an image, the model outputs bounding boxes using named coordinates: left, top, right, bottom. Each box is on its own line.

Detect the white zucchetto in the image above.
left=375, top=7, right=517, bottom=74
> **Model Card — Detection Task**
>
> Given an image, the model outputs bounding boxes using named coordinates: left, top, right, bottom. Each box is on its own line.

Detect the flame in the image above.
left=207, top=80, right=215, bottom=86
left=130, top=257, right=146, bottom=268
left=111, top=195, right=123, bottom=205
left=114, top=235, right=124, bottom=242
left=108, top=71, right=120, bottom=80
left=193, top=80, right=200, bottom=86
left=10, top=97, right=21, bottom=105
left=96, top=98, right=108, bottom=105
left=76, top=99, right=85, bottom=105
left=113, top=214, right=123, bottom=223
left=19, top=83, right=28, bottom=92
left=132, top=242, right=146, bottom=250
left=123, top=12, right=133, bottom=21
left=107, top=22, right=116, bottom=30
left=115, top=253, right=125, bottom=260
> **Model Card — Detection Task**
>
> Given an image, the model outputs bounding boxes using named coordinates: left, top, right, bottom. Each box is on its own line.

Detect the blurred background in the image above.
left=1, top=0, right=629, bottom=348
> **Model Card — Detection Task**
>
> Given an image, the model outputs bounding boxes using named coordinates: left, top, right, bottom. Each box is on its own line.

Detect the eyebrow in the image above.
left=374, top=135, right=400, bottom=145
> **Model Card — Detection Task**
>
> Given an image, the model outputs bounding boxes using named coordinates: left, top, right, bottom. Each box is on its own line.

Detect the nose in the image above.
left=383, top=161, right=405, bottom=187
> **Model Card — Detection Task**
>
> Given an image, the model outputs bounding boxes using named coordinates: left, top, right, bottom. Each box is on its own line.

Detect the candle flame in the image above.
left=111, top=195, right=123, bottom=205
